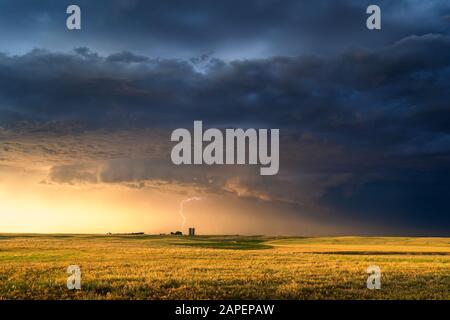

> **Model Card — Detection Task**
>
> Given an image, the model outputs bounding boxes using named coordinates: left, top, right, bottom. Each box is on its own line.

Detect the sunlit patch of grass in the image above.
left=0, top=234, right=449, bottom=299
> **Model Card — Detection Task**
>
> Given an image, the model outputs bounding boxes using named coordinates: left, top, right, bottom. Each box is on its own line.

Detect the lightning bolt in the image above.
left=179, top=197, right=202, bottom=229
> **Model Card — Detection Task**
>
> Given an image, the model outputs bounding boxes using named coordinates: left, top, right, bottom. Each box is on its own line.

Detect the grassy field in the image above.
left=0, top=234, right=449, bottom=299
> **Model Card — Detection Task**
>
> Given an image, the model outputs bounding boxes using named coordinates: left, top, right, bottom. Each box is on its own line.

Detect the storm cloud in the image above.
left=1, top=0, right=449, bottom=59
left=1, top=1, right=450, bottom=235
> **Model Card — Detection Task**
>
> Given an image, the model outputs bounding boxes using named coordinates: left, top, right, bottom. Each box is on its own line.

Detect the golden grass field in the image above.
left=0, top=234, right=449, bottom=299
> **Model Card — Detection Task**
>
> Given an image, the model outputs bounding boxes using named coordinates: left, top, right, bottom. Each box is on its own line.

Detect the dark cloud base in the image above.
left=1, top=31, right=450, bottom=234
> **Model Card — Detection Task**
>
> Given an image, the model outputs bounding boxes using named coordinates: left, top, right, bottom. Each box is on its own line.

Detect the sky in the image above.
left=0, top=0, right=450, bottom=235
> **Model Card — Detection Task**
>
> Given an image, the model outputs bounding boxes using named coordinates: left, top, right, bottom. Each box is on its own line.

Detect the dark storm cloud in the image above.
left=1, top=33, right=449, bottom=234
left=0, top=0, right=449, bottom=58
left=1, top=34, right=450, bottom=134
left=1, top=1, right=450, bottom=234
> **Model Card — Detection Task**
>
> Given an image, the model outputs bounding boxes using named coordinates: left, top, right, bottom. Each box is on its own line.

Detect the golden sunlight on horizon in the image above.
left=0, top=167, right=341, bottom=236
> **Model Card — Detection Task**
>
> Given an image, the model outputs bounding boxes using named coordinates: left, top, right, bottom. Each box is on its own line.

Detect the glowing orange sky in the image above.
left=0, top=165, right=342, bottom=235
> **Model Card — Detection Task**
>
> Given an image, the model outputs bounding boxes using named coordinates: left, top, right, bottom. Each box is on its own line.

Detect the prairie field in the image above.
left=0, top=234, right=449, bottom=300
